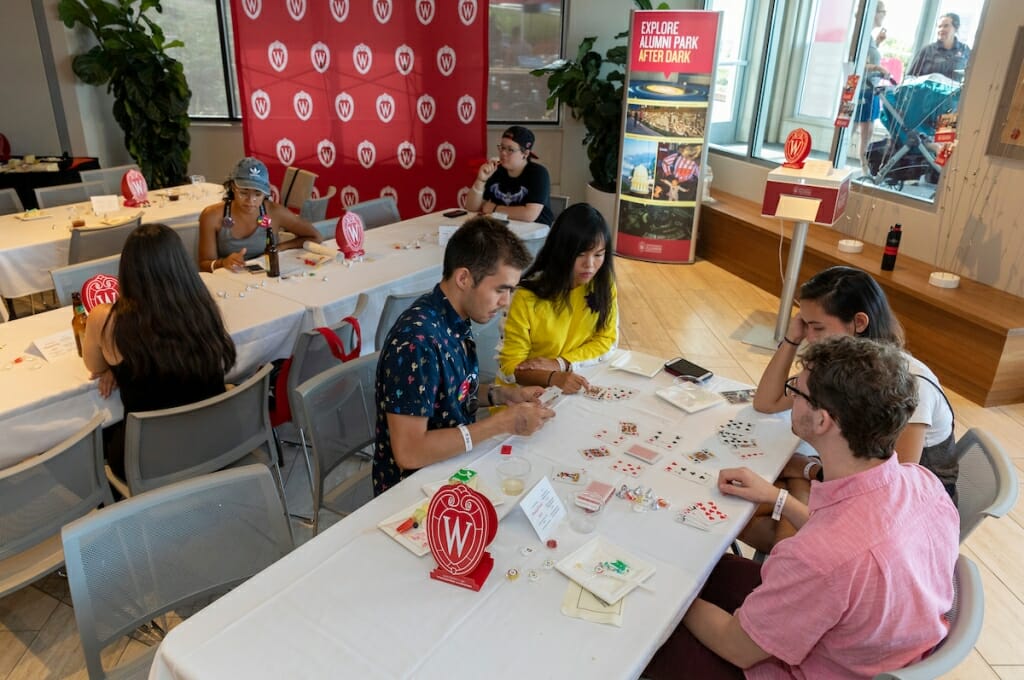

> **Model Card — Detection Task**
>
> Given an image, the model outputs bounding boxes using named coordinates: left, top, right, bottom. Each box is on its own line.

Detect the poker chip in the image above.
left=546, top=539, right=558, bottom=549
left=542, top=559, right=556, bottom=570
left=527, top=569, right=540, bottom=582
left=520, top=546, right=535, bottom=557
left=506, top=568, right=519, bottom=581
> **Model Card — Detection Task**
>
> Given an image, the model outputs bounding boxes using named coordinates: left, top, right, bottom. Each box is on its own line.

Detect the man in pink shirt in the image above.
left=645, top=336, right=959, bottom=679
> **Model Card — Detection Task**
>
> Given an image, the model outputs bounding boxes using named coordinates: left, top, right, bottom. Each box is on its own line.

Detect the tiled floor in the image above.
left=1, top=257, right=1022, bottom=677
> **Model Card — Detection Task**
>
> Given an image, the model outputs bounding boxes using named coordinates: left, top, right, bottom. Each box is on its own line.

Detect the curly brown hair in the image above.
left=442, top=216, right=532, bottom=284
left=800, top=336, right=918, bottom=460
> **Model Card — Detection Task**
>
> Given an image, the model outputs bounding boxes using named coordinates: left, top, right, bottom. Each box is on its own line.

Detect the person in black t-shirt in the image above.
left=466, top=126, right=554, bottom=225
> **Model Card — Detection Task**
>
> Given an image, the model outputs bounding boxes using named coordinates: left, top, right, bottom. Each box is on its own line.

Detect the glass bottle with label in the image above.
left=265, top=225, right=280, bottom=278
left=71, top=292, right=88, bottom=357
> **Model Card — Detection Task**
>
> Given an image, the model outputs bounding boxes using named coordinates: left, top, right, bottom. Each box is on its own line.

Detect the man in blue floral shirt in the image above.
left=373, top=217, right=556, bottom=495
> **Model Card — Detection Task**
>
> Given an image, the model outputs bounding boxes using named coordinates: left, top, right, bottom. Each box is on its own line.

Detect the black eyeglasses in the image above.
left=784, top=376, right=815, bottom=406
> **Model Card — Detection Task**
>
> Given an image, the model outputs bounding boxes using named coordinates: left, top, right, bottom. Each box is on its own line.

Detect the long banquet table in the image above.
left=0, top=182, right=223, bottom=301
left=0, top=272, right=306, bottom=470
left=149, top=364, right=798, bottom=679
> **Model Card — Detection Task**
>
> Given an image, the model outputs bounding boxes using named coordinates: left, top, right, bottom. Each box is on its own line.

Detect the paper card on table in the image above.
left=438, top=225, right=459, bottom=248
left=32, top=330, right=76, bottom=362
left=560, top=581, right=623, bottom=626
left=90, top=195, right=120, bottom=215
left=520, top=476, right=565, bottom=542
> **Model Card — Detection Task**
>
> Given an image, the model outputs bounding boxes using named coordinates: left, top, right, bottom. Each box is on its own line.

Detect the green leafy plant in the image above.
left=58, top=0, right=191, bottom=189
left=532, top=0, right=669, bottom=192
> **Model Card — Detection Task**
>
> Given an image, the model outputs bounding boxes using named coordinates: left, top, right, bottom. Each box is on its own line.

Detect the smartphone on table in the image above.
left=245, top=263, right=265, bottom=273
left=664, top=357, right=713, bottom=383
left=442, top=209, right=468, bottom=218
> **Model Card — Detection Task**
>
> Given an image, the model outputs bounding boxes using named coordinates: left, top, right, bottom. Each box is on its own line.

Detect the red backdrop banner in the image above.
left=229, top=0, right=487, bottom=219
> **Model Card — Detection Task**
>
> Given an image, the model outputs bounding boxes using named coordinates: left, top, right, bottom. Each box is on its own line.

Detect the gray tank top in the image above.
left=216, top=225, right=266, bottom=258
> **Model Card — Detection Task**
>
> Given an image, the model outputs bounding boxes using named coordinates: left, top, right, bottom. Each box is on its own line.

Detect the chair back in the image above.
left=311, top=218, right=338, bottom=241
left=346, top=197, right=400, bottom=229
left=294, top=352, right=379, bottom=530
left=173, top=221, right=200, bottom=261
left=51, top=254, right=121, bottom=307
left=62, top=465, right=293, bottom=680
left=375, top=288, right=431, bottom=351
left=0, top=414, right=112, bottom=600
left=68, top=216, right=142, bottom=265
left=954, top=428, right=1019, bottom=542
left=123, top=363, right=279, bottom=495
left=473, top=314, right=504, bottom=384
left=550, top=194, right=569, bottom=221
left=79, top=164, right=142, bottom=195
left=280, top=166, right=318, bottom=211
left=872, top=554, right=984, bottom=680
left=0, top=188, right=23, bottom=215
left=35, top=180, right=107, bottom=209
left=300, top=185, right=337, bottom=222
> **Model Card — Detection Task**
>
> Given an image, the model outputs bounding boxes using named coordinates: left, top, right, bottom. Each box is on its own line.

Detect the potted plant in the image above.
left=58, top=0, right=191, bottom=189
left=531, top=0, right=669, bottom=205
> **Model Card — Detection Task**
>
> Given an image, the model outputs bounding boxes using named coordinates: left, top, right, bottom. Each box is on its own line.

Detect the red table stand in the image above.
left=336, top=211, right=365, bottom=259
left=426, top=484, right=497, bottom=592
left=81, top=273, right=120, bottom=312
left=121, top=169, right=148, bottom=207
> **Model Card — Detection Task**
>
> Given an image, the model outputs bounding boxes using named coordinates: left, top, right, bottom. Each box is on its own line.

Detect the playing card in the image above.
left=610, top=458, right=642, bottom=478
left=579, top=446, right=611, bottom=461
left=623, top=443, right=661, bottom=465
left=720, top=389, right=755, bottom=404
left=693, top=500, right=728, bottom=524
left=606, top=386, right=637, bottom=401
left=717, top=432, right=758, bottom=448
left=594, top=428, right=628, bottom=446
left=583, top=385, right=608, bottom=400
left=737, top=450, right=766, bottom=460
left=676, top=504, right=711, bottom=531
left=619, top=421, right=639, bottom=436
left=686, top=449, right=717, bottom=464
left=663, top=460, right=713, bottom=486
left=719, top=419, right=755, bottom=435
left=577, top=480, right=615, bottom=509
left=552, top=467, right=587, bottom=485
left=645, top=430, right=684, bottom=451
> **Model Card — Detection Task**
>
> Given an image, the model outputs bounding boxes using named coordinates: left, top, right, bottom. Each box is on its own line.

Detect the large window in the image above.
left=158, top=0, right=562, bottom=124
left=708, top=0, right=986, bottom=204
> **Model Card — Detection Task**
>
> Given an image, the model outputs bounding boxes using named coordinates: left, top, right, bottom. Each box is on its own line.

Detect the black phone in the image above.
left=664, top=357, right=713, bottom=382
left=442, top=209, right=468, bottom=218
left=245, top=263, right=265, bottom=273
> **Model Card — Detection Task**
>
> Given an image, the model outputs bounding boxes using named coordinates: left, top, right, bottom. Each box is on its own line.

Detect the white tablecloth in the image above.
left=149, top=364, right=797, bottom=680
left=214, top=212, right=548, bottom=351
left=0, top=274, right=305, bottom=470
left=0, top=183, right=222, bottom=300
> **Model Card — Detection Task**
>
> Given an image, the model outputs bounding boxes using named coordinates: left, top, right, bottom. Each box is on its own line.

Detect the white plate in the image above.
left=609, top=350, right=664, bottom=378
left=377, top=498, right=433, bottom=557
left=656, top=384, right=726, bottom=414
left=555, top=535, right=656, bottom=605
left=14, top=211, right=51, bottom=221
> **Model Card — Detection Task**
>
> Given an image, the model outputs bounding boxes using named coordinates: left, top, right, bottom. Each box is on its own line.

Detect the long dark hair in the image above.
left=520, top=203, right=615, bottom=330
left=799, top=266, right=904, bottom=345
left=106, top=223, right=236, bottom=381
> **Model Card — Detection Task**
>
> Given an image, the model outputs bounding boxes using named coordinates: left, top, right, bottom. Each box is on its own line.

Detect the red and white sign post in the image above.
left=427, top=484, right=497, bottom=592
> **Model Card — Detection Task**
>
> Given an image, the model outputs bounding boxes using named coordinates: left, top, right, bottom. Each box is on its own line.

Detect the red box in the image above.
left=761, top=163, right=852, bottom=226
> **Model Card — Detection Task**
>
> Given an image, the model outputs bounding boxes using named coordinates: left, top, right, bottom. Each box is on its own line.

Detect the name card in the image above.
left=90, top=195, right=121, bottom=215
left=438, top=225, right=459, bottom=248
left=33, top=330, right=76, bottom=362
left=521, top=476, right=566, bottom=542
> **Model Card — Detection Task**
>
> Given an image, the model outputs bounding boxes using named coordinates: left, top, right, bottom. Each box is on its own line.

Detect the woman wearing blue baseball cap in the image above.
left=465, top=126, right=553, bottom=225
left=198, top=157, right=322, bottom=273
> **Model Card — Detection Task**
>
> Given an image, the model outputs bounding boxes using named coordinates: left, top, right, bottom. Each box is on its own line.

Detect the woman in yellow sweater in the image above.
left=498, top=203, right=618, bottom=393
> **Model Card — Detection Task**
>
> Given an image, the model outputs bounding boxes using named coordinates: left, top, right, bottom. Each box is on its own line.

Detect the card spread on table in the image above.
left=624, top=443, right=661, bottom=465
left=619, top=421, right=639, bottom=436
left=663, top=460, right=714, bottom=486
left=677, top=500, right=728, bottom=531
left=717, top=420, right=758, bottom=449
left=579, top=446, right=611, bottom=461
left=737, top=450, right=766, bottom=460
left=685, top=449, right=718, bottom=464
left=610, top=458, right=642, bottom=478
left=583, top=384, right=638, bottom=402
left=645, top=430, right=683, bottom=451
left=720, top=389, right=756, bottom=404
left=594, top=428, right=628, bottom=446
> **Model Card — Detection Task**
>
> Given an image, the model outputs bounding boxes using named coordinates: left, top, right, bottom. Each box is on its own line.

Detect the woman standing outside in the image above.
left=497, top=203, right=618, bottom=394
left=465, top=126, right=554, bottom=225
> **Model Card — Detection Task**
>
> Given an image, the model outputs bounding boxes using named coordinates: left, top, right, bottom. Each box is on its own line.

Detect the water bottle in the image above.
left=702, top=164, right=715, bottom=203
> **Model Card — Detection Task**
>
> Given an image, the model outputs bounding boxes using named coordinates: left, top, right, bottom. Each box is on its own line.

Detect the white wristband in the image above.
left=771, top=488, right=789, bottom=522
left=803, top=459, right=820, bottom=481
left=556, top=357, right=568, bottom=371
left=457, top=424, right=473, bottom=452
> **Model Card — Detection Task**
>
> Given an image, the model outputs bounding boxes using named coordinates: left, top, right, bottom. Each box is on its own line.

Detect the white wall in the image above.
left=0, top=2, right=60, bottom=153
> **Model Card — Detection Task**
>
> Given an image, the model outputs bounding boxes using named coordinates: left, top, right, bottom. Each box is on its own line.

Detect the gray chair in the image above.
left=172, top=222, right=200, bottom=261
left=550, top=193, right=569, bottom=222
left=873, top=554, right=984, bottom=680
left=294, top=352, right=379, bottom=534
left=954, top=428, right=1019, bottom=543
left=472, top=314, right=503, bottom=384
left=311, top=218, right=337, bottom=241
left=0, top=414, right=112, bottom=600
left=280, top=166, right=318, bottom=211
left=79, top=163, right=141, bottom=195
left=347, top=197, right=400, bottom=229
left=375, top=288, right=431, bottom=351
left=68, top=215, right=142, bottom=264
left=109, top=363, right=284, bottom=500
left=50, top=254, right=120, bottom=307
left=34, top=180, right=107, bottom=209
left=300, top=185, right=337, bottom=222
left=0, top=188, right=24, bottom=215
left=62, top=465, right=294, bottom=680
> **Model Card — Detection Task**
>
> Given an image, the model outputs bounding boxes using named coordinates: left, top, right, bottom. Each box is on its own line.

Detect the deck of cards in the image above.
left=717, top=419, right=760, bottom=450
left=676, top=500, right=728, bottom=531
left=663, top=459, right=714, bottom=486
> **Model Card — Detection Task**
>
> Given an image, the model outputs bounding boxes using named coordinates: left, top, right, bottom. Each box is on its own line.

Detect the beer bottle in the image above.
left=265, top=225, right=280, bottom=278
left=71, top=292, right=88, bottom=357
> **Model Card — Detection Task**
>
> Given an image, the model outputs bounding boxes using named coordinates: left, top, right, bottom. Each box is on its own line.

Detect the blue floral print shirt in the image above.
left=373, top=284, right=479, bottom=496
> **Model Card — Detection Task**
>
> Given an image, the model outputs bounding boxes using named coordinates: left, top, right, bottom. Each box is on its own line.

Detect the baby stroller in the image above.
left=864, top=74, right=961, bottom=190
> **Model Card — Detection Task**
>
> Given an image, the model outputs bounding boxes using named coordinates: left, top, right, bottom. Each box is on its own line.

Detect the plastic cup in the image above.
left=497, top=457, right=531, bottom=496
left=565, top=493, right=604, bottom=534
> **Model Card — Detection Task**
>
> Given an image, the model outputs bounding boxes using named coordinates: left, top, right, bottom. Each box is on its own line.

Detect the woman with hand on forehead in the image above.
left=198, top=157, right=322, bottom=273
left=497, top=203, right=618, bottom=395
left=465, top=126, right=554, bottom=225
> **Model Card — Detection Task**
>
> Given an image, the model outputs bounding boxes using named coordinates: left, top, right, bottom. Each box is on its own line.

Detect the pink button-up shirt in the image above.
left=737, top=455, right=959, bottom=679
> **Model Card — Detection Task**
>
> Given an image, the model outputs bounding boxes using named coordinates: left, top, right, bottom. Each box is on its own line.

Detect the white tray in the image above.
left=556, top=535, right=656, bottom=605
left=656, top=383, right=726, bottom=414
left=609, top=350, right=664, bottom=378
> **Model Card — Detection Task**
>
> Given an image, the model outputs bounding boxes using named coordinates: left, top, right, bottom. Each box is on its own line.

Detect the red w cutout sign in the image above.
left=427, top=484, right=497, bottom=591
left=336, top=211, right=365, bottom=259
left=782, top=128, right=812, bottom=170
left=121, top=169, right=148, bottom=207
left=81, top=274, right=120, bottom=312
